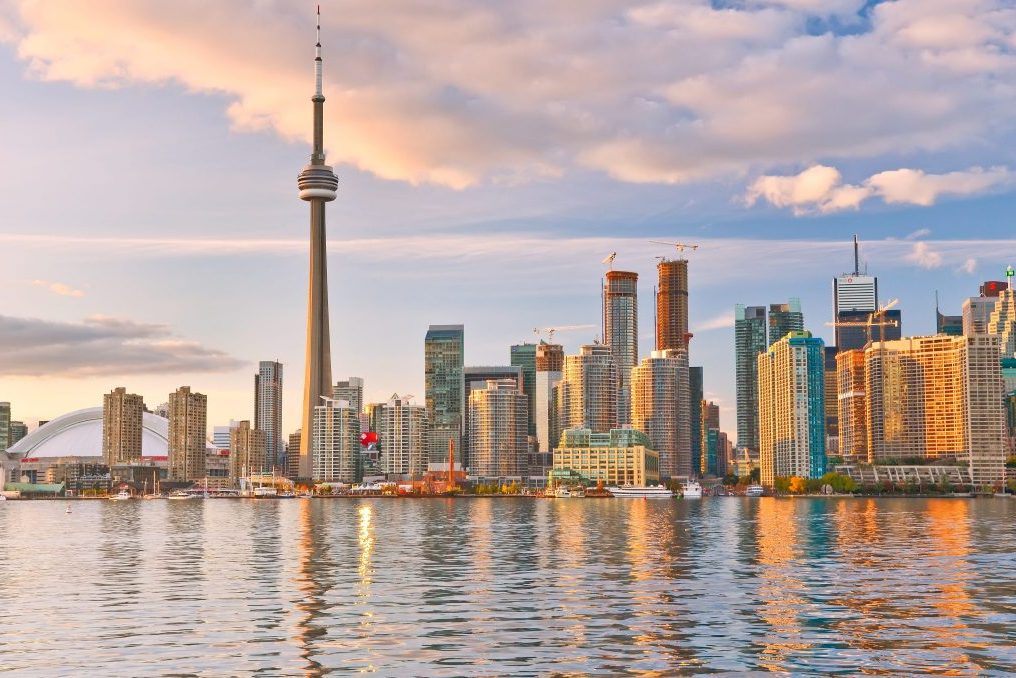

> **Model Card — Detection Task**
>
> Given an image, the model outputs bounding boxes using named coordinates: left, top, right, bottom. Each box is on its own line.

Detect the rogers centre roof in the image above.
left=8, top=407, right=170, bottom=459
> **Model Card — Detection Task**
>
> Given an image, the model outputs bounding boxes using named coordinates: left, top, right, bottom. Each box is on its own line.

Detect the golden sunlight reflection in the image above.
left=926, top=500, right=979, bottom=657
left=756, top=499, right=810, bottom=671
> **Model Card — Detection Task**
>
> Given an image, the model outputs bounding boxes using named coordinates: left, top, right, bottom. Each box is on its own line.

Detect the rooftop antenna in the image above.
left=853, top=234, right=860, bottom=276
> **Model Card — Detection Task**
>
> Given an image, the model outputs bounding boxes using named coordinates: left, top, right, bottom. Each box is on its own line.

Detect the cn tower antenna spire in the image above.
left=315, top=5, right=322, bottom=97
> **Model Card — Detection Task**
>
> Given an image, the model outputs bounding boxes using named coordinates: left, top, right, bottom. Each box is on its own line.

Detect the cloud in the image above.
left=2, top=1, right=1016, bottom=188
left=31, top=279, right=84, bottom=298
left=904, top=242, right=943, bottom=269
left=747, top=165, right=1012, bottom=214
left=958, top=257, right=977, bottom=274
left=904, top=228, right=931, bottom=240
left=0, top=314, right=245, bottom=377
left=694, top=312, right=735, bottom=332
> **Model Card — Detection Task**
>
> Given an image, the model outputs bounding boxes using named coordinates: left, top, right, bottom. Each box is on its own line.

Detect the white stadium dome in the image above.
left=7, top=407, right=170, bottom=459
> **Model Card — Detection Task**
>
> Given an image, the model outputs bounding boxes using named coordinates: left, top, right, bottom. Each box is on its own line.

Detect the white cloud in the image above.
left=959, top=257, right=977, bottom=274
left=31, top=279, right=84, bottom=298
left=747, top=165, right=1012, bottom=214
left=905, top=228, right=931, bottom=240
left=904, top=242, right=944, bottom=269
left=1, top=1, right=1016, bottom=188
left=694, top=312, right=735, bottom=332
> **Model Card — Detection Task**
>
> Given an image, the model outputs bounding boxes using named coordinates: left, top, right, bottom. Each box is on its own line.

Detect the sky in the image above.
left=2, top=0, right=1016, bottom=444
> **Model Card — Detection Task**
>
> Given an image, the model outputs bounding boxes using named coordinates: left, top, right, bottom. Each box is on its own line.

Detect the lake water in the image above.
left=0, top=497, right=1013, bottom=676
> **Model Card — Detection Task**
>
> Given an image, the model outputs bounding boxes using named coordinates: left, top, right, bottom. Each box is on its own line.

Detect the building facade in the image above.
left=168, top=386, right=207, bottom=481
left=631, top=349, right=691, bottom=479
left=379, top=395, right=429, bottom=477
left=986, top=288, right=1016, bottom=357
left=312, top=398, right=361, bottom=483
left=229, top=420, right=267, bottom=480
left=255, top=360, right=284, bottom=470
left=468, top=379, right=528, bottom=478
left=510, top=343, right=538, bottom=436
left=656, top=258, right=689, bottom=351
left=0, top=402, right=10, bottom=452
left=758, top=331, right=827, bottom=486
left=535, top=343, right=564, bottom=453
left=425, top=324, right=465, bottom=466
left=603, top=270, right=638, bottom=424
left=734, top=304, right=767, bottom=454
left=701, top=400, right=720, bottom=477
left=689, top=366, right=703, bottom=476
left=768, top=298, right=804, bottom=347
left=557, top=343, right=618, bottom=435
left=836, top=349, right=867, bottom=461
left=102, top=387, right=144, bottom=466
left=553, top=428, right=660, bottom=487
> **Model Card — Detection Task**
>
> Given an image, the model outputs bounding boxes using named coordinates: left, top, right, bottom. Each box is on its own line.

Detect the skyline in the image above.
left=3, top=1, right=1016, bottom=441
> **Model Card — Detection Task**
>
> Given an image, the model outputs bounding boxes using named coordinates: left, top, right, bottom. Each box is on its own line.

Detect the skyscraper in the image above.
left=312, top=398, right=361, bottom=483
left=298, top=8, right=339, bottom=480
left=463, top=365, right=522, bottom=467
left=510, top=343, right=538, bottom=436
left=535, top=343, right=564, bottom=453
left=255, top=361, right=283, bottom=470
left=835, top=349, right=867, bottom=461
left=768, top=298, right=804, bottom=347
left=378, top=395, right=429, bottom=477
left=603, top=270, right=638, bottom=424
left=833, top=236, right=878, bottom=351
left=656, top=258, right=689, bottom=351
left=8, top=421, right=27, bottom=447
left=102, top=387, right=144, bottom=465
left=630, top=349, right=691, bottom=478
left=333, top=377, right=364, bottom=417
left=701, top=401, right=720, bottom=477
left=557, top=343, right=618, bottom=434
left=758, top=331, right=826, bottom=486
left=863, top=335, right=1005, bottom=485
left=229, top=420, right=266, bottom=480
left=168, top=386, right=207, bottom=481
left=689, top=366, right=703, bottom=476
left=986, top=287, right=1016, bottom=357
left=734, top=304, right=767, bottom=454
left=468, top=379, right=529, bottom=478
left=0, top=402, right=10, bottom=452
left=963, top=297, right=996, bottom=336
left=425, top=324, right=465, bottom=466
left=824, top=345, right=839, bottom=457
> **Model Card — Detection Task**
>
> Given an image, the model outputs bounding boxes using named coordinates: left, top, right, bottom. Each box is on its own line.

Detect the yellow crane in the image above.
left=825, top=298, right=899, bottom=346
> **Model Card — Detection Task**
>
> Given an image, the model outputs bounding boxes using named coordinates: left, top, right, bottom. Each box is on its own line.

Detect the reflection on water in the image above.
left=0, top=497, right=1014, bottom=676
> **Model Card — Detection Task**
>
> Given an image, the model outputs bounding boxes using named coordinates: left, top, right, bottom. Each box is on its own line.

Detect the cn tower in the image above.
left=297, top=6, right=338, bottom=479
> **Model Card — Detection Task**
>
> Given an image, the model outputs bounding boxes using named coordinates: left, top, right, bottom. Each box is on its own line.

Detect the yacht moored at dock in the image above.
left=607, top=485, right=674, bottom=498
left=681, top=481, right=703, bottom=498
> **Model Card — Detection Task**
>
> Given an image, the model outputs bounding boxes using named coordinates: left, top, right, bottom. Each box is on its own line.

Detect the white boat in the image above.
left=607, top=485, right=674, bottom=498
left=253, top=486, right=278, bottom=498
left=681, top=481, right=703, bottom=498
left=166, top=490, right=198, bottom=500
left=109, top=489, right=132, bottom=501
left=746, top=484, right=765, bottom=497
left=553, top=486, right=572, bottom=498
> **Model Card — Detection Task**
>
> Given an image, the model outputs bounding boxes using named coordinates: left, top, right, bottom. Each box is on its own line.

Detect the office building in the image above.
left=701, top=400, right=720, bottom=476
left=0, top=402, right=10, bottom=452
left=425, top=324, right=465, bottom=465
left=229, top=420, right=267, bottom=479
left=535, top=343, right=564, bottom=452
left=963, top=297, right=996, bottom=336
left=768, top=298, right=804, bottom=347
left=553, top=428, right=660, bottom=487
left=168, top=386, right=207, bottom=481
left=758, top=331, right=827, bottom=486
left=9, top=421, right=28, bottom=447
left=297, top=14, right=340, bottom=480
left=656, top=258, right=690, bottom=351
left=557, top=343, right=618, bottom=434
left=986, top=288, right=1016, bottom=357
left=255, top=361, right=284, bottom=470
left=603, top=270, right=638, bottom=424
left=836, top=308, right=902, bottom=352
left=936, top=293, right=963, bottom=336
left=980, top=280, right=1008, bottom=298
left=833, top=236, right=878, bottom=351
left=510, top=343, right=538, bottom=436
left=836, top=349, right=867, bottom=461
left=468, top=379, right=528, bottom=478
left=333, top=377, right=364, bottom=418
left=824, top=346, right=839, bottom=457
left=378, top=395, right=429, bottom=477
left=212, top=424, right=232, bottom=450
left=689, top=366, right=703, bottom=476
left=102, top=387, right=144, bottom=466
left=312, top=398, right=360, bottom=483
left=863, top=335, right=1005, bottom=485
left=631, top=349, right=691, bottom=479
left=734, top=304, right=767, bottom=453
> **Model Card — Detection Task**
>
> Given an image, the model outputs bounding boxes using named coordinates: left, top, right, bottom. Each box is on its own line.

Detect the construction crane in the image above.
left=532, top=324, right=595, bottom=344
left=825, top=298, right=900, bottom=345
left=533, top=327, right=557, bottom=343
left=649, top=240, right=699, bottom=260
left=601, top=252, right=617, bottom=270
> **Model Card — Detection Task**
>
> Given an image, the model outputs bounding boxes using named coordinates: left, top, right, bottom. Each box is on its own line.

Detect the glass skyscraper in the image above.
left=734, top=304, right=767, bottom=454
left=509, top=343, right=538, bottom=436
left=603, top=270, right=638, bottom=424
left=425, top=325, right=465, bottom=466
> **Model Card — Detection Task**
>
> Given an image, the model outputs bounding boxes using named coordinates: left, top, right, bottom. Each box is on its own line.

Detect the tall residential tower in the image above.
left=603, top=271, right=638, bottom=424
left=297, top=8, right=340, bottom=479
left=255, top=361, right=283, bottom=470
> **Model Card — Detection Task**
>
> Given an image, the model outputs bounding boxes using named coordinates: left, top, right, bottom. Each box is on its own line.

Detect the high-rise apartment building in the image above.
left=0, top=402, right=11, bottom=452
left=425, top=324, right=465, bottom=466
left=824, top=345, right=839, bottom=457
left=510, top=343, right=538, bottom=436
left=255, top=361, right=284, bottom=470
left=468, top=379, right=528, bottom=478
left=464, top=366, right=522, bottom=467
left=229, top=420, right=267, bottom=479
left=689, top=367, right=703, bottom=475
left=986, top=288, right=1016, bottom=357
left=286, top=430, right=302, bottom=480
left=768, top=298, right=804, bottom=347
left=656, top=259, right=689, bottom=351
left=758, top=331, right=826, bottom=486
left=379, top=395, right=429, bottom=477
left=102, top=387, right=144, bottom=465
left=535, top=343, right=564, bottom=452
left=603, top=270, right=638, bottom=424
left=631, top=349, right=691, bottom=479
left=312, top=398, right=361, bottom=483
left=734, top=304, right=767, bottom=453
left=9, top=421, right=28, bottom=447
left=862, top=335, right=1005, bottom=485
left=168, top=386, right=207, bottom=481
left=836, top=349, right=867, bottom=461
left=333, top=377, right=364, bottom=417
left=557, top=343, right=618, bottom=434
left=700, top=401, right=720, bottom=476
